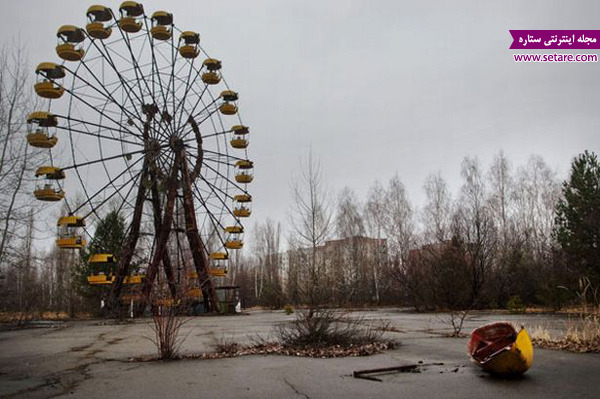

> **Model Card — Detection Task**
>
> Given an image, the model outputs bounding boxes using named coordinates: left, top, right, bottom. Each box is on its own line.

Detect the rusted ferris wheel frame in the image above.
left=30, top=3, right=252, bottom=315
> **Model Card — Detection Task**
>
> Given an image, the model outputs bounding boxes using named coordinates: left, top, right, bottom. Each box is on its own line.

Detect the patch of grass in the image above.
left=193, top=309, right=398, bottom=360
left=213, top=335, right=242, bottom=355
left=275, top=308, right=392, bottom=348
left=531, top=314, right=600, bottom=353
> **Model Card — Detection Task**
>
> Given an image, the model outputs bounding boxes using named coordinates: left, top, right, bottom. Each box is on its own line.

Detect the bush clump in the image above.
left=276, top=308, right=387, bottom=348
left=507, top=295, right=526, bottom=314
left=284, top=304, right=294, bottom=315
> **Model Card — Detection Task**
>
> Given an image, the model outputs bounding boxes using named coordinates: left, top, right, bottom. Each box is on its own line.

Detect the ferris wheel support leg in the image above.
left=180, top=149, right=221, bottom=313
left=109, top=167, right=148, bottom=314
left=149, top=174, right=178, bottom=299
left=140, top=151, right=182, bottom=308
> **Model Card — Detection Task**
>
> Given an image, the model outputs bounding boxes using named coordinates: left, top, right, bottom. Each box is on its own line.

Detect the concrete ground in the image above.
left=0, top=309, right=599, bottom=398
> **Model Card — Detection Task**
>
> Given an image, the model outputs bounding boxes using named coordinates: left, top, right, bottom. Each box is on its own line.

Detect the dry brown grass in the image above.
left=0, top=311, right=93, bottom=323
left=531, top=314, right=600, bottom=353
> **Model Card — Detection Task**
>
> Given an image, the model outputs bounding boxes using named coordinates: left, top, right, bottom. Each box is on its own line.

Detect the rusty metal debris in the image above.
left=353, top=363, right=444, bottom=382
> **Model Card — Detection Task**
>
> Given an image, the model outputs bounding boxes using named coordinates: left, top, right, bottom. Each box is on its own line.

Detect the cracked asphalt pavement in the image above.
left=1, top=309, right=599, bottom=398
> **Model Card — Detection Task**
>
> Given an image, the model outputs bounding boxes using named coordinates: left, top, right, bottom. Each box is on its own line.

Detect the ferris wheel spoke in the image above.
left=54, top=82, right=144, bottom=141
left=108, top=22, right=175, bottom=141
left=60, top=146, right=148, bottom=171
left=55, top=117, right=142, bottom=147
left=188, top=91, right=220, bottom=122
left=191, top=183, right=229, bottom=244
left=142, top=19, right=169, bottom=126
left=200, top=129, right=232, bottom=140
left=98, top=41, right=174, bottom=142
left=114, top=170, right=143, bottom=216
left=201, top=161, right=248, bottom=193
left=80, top=170, right=142, bottom=220
left=110, top=13, right=155, bottom=102
left=86, top=34, right=148, bottom=110
left=195, top=167, right=240, bottom=204
left=170, top=60, right=201, bottom=126
left=73, top=156, right=145, bottom=217
left=198, top=148, right=247, bottom=162
left=162, top=35, right=178, bottom=124
left=192, top=182, right=226, bottom=239
left=71, top=60, right=145, bottom=128
left=185, top=149, right=235, bottom=167
left=178, top=103, right=221, bottom=142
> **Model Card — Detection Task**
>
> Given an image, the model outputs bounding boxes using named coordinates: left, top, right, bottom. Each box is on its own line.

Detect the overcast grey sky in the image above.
left=3, top=0, right=599, bottom=249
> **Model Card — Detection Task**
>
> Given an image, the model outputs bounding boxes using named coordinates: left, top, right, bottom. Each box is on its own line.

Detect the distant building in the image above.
left=283, top=236, right=388, bottom=303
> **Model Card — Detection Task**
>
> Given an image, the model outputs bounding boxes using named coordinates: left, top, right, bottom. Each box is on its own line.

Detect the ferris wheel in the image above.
left=27, top=2, right=253, bottom=312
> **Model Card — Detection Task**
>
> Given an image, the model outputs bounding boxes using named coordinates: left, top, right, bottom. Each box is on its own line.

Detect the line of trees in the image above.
left=231, top=150, right=599, bottom=312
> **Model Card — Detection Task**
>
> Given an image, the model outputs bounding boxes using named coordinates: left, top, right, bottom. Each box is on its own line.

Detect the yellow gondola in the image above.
left=203, top=58, right=222, bottom=70
left=118, top=1, right=143, bottom=33
left=224, top=225, right=244, bottom=249
left=233, top=194, right=252, bottom=217
left=232, top=125, right=249, bottom=135
left=90, top=253, right=115, bottom=263
left=208, top=268, right=228, bottom=277
left=123, top=275, right=145, bottom=284
left=34, top=63, right=65, bottom=99
left=221, top=90, right=238, bottom=102
left=231, top=126, right=249, bottom=149
left=86, top=5, right=113, bottom=40
left=87, top=275, right=112, bottom=285
left=210, top=252, right=228, bottom=260
left=179, top=31, right=200, bottom=58
left=188, top=287, right=203, bottom=298
left=34, top=166, right=65, bottom=201
left=56, top=25, right=85, bottom=61
left=201, top=59, right=222, bottom=84
left=220, top=90, right=239, bottom=116
left=235, top=160, right=253, bottom=183
left=88, top=275, right=146, bottom=285
left=87, top=253, right=115, bottom=284
left=34, top=187, right=65, bottom=202
left=35, top=166, right=64, bottom=179
left=202, top=71, right=221, bottom=85
left=151, top=11, right=173, bottom=40
left=230, top=137, right=248, bottom=148
left=208, top=252, right=228, bottom=277
left=56, top=216, right=86, bottom=249
left=26, top=112, right=58, bottom=149
left=220, top=102, right=238, bottom=116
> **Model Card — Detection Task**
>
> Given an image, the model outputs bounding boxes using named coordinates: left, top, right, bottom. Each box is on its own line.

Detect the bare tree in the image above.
left=383, top=174, right=415, bottom=264
left=363, top=181, right=387, bottom=303
left=488, top=151, right=513, bottom=244
left=513, top=155, right=561, bottom=258
left=289, top=150, right=332, bottom=308
left=0, top=45, right=43, bottom=272
left=253, top=218, right=284, bottom=308
left=422, top=172, right=452, bottom=244
left=334, top=187, right=367, bottom=305
left=454, top=156, right=496, bottom=307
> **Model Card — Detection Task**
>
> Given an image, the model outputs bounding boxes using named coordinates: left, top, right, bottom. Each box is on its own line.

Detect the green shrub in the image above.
left=507, top=295, right=526, bottom=314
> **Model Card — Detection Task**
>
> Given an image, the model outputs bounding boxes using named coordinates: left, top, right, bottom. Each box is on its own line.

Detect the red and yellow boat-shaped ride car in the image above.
left=468, top=322, right=533, bottom=375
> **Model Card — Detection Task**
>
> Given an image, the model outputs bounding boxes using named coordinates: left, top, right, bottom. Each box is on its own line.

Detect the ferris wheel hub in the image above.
left=170, top=135, right=184, bottom=151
